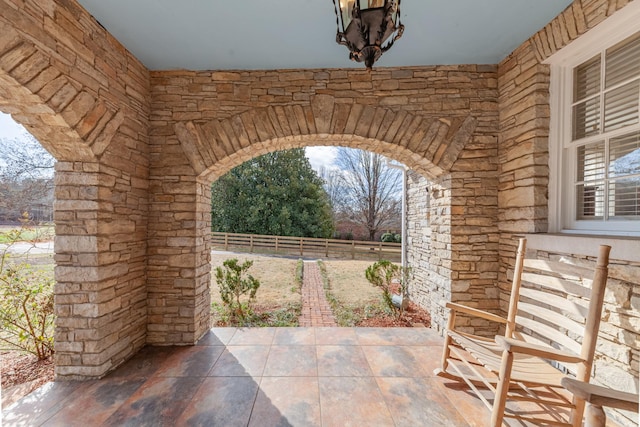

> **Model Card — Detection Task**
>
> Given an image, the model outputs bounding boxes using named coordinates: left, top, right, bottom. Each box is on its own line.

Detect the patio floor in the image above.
left=2, top=327, right=583, bottom=427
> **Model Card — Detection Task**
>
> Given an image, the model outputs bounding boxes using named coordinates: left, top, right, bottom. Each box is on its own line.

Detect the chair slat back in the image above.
left=513, top=244, right=611, bottom=376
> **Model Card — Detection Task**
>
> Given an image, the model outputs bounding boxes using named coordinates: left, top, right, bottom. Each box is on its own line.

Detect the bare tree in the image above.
left=318, top=166, right=348, bottom=220
left=333, top=148, right=402, bottom=241
left=0, top=135, right=55, bottom=223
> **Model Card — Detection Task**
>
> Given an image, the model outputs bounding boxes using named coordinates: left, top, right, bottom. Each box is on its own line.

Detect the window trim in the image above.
left=547, top=1, right=640, bottom=236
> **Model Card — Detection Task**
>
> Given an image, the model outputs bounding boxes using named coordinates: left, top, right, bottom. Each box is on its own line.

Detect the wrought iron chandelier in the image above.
left=332, top=0, right=404, bottom=70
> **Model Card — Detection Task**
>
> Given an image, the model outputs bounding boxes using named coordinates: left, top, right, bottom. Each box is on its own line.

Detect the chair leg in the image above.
left=584, top=404, right=606, bottom=427
left=571, top=396, right=587, bottom=427
left=571, top=395, right=588, bottom=427
left=440, top=333, right=452, bottom=372
left=490, top=349, right=514, bottom=427
left=439, top=311, right=456, bottom=372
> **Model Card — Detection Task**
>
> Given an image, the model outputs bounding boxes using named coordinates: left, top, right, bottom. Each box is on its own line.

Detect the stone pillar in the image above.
left=406, top=170, right=431, bottom=310
left=194, top=180, right=212, bottom=337
left=53, top=162, right=147, bottom=380
left=146, top=155, right=210, bottom=345
left=407, top=146, right=500, bottom=336
left=424, top=175, right=453, bottom=333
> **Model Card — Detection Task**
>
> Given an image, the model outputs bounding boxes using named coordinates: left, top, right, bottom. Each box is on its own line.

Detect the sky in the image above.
left=305, top=146, right=339, bottom=173
left=0, top=111, right=28, bottom=141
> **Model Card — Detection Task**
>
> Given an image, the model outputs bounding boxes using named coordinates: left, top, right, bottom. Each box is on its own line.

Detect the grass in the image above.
left=317, top=259, right=390, bottom=326
left=211, top=301, right=302, bottom=327
left=0, top=232, right=390, bottom=328
left=0, top=225, right=55, bottom=244
left=208, top=254, right=390, bottom=327
left=322, top=259, right=381, bottom=305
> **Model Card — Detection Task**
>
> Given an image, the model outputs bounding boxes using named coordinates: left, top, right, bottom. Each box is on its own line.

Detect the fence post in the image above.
left=224, top=233, right=228, bottom=251
left=250, top=235, right=254, bottom=253
left=275, top=236, right=279, bottom=252
left=300, top=238, right=303, bottom=257
left=378, top=242, right=383, bottom=260
left=325, top=239, right=329, bottom=258
left=352, top=240, right=355, bottom=260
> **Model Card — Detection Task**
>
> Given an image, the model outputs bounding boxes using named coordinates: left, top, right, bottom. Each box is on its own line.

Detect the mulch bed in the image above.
left=357, top=300, right=432, bottom=327
left=358, top=282, right=431, bottom=327
left=1, top=352, right=54, bottom=408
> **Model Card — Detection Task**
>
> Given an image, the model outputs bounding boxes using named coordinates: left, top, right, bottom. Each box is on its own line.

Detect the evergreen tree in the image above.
left=211, top=149, right=334, bottom=238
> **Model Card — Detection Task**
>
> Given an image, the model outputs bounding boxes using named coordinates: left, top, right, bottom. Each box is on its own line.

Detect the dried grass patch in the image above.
left=210, top=252, right=301, bottom=306
left=322, top=259, right=380, bottom=306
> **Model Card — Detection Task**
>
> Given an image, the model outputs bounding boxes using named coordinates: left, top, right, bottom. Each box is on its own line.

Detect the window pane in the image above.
left=606, top=32, right=640, bottom=89
left=608, top=177, right=640, bottom=218
left=574, top=56, right=601, bottom=101
left=341, top=0, right=356, bottom=28
left=573, top=97, right=601, bottom=139
left=607, top=133, right=639, bottom=219
left=567, top=31, right=640, bottom=230
left=604, top=80, right=639, bottom=131
left=610, top=131, right=640, bottom=178
left=577, top=143, right=605, bottom=182
left=577, top=183, right=605, bottom=219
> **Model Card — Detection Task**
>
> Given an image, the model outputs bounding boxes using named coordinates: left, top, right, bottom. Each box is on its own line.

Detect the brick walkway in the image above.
left=298, top=261, right=337, bottom=327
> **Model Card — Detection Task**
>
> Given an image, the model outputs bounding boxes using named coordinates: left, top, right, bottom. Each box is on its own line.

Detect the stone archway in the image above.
left=146, top=98, right=482, bottom=347
left=2, top=0, right=500, bottom=379
left=1, top=3, right=151, bottom=380
left=174, top=95, right=478, bottom=182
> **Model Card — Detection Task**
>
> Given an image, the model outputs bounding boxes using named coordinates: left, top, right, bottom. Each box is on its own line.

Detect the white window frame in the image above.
left=547, top=1, right=640, bottom=236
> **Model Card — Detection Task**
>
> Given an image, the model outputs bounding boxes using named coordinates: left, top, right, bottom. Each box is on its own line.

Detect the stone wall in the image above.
left=498, top=1, right=639, bottom=425
left=0, top=2, right=636, bottom=409
left=0, top=0, right=150, bottom=379
left=406, top=170, right=430, bottom=309
left=523, top=236, right=640, bottom=427
left=149, top=65, right=500, bottom=335
left=407, top=169, right=501, bottom=337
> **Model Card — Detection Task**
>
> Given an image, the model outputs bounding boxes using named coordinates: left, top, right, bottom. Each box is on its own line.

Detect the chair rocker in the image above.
left=435, top=238, right=611, bottom=427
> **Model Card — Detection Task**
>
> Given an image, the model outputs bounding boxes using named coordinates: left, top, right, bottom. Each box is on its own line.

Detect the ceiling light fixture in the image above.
left=332, top=0, right=404, bottom=71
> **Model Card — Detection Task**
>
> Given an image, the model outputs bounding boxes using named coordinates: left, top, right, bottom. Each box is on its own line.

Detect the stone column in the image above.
left=53, top=162, right=147, bottom=379
left=406, top=170, right=432, bottom=310
left=424, top=175, right=453, bottom=333
left=146, top=168, right=211, bottom=345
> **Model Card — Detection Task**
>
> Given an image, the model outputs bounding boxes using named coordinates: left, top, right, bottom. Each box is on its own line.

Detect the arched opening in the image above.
left=0, top=112, right=55, bottom=223
left=147, top=110, right=469, bottom=344
left=2, top=3, right=501, bottom=380
left=1, top=12, right=151, bottom=380
left=205, top=144, right=429, bottom=328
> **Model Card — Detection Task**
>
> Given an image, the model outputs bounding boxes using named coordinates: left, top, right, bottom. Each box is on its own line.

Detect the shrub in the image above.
left=0, top=219, right=55, bottom=360
left=214, top=258, right=260, bottom=321
left=364, top=260, right=409, bottom=319
left=365, top=260, right=399, bottom=313
left=380, top=232, right=395, bottom=243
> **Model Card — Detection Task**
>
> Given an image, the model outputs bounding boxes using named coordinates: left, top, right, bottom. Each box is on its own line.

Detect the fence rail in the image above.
left=211, top=232, right=401, bottom=261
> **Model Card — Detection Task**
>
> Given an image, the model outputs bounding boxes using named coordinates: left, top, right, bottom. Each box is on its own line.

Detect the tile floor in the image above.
left=1, top=327, right=583, bottom=427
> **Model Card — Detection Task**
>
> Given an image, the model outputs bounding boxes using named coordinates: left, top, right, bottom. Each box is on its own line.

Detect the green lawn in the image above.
left=0, top=225, right=54, bottom=244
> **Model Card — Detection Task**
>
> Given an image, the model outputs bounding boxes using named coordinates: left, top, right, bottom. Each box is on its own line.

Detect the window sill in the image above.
left=524, top=233, right=640, bottom=263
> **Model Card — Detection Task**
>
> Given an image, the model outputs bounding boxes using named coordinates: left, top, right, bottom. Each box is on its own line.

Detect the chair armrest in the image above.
left=445, top=302, right=508, bottom=324
left=494, top=336, right=584, bottom=364
left=561, top=377, right=639, bottom=413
